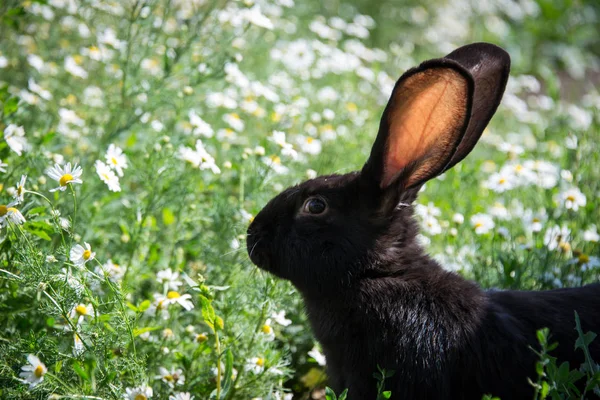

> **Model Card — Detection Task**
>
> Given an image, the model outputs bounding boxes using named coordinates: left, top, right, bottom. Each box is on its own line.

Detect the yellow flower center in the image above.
left=167, top=291, right=180, bottom=299
left=474, top=222, right=483, bottom=229
left=229, top=113, right=240, bottom=120
left=270, top=155, right=281, bottom=164
left=34, top=364, right=45, bottom=378
left=566, top=195, right=576, bottom=202
left=532, top=218, right=540, bottom=223
left=306, top=137, right=314, bottom=144
left=514, top=164, right=523, bottom=172
left=558, top=241, right=571, bottom=253
left=498, top=178, right=506, bottom=184
left=164, top=374, right=174, bottom=381
left=75, top=304, right=87, bottom=316
left=83, top=249, right=92, bottom=260
left=89, top=45, right=99, bottom=53
left=271, top=112, right=281, bottom=122
left=346, top=102, right=358, bottom=113
left=59, top=173, right=74, bottom=186
left=157, top=300, right=165, bottom=310
left=64, top=94, right=77, bottom=105
left=196, top=333, right=208, bottom=343
left=578, top=254, right=590, bottom=264
left=111, top=157, right=118, bottom=165
left=261, top=324, right=273, bottom=334
left=255, top=358, right=265, bottom=366
left=0, top=205, right=7, bottom=216
left=134, top=395, right=147, bottom=400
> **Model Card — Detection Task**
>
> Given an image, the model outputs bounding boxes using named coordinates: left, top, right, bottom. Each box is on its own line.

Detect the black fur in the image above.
left=246, top=43, right=600, bottom=399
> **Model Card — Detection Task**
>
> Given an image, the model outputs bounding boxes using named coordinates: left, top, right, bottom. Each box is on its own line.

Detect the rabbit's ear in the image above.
left=442, top=43, right=510, bottom=172
left=362, top=43, right=510, bottom=191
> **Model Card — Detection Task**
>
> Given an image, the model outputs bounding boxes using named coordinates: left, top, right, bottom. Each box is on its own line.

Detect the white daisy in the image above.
left=244, top=357, right=265, bottom=374
left=415, top=202, right=442, bottom=218
left=0, top=202, right=26, bottom=227
left=452, top=213, right=465, bottom=224
left=488, top=202, right=510, bottom=220
left=105, top=144, right=128, bottom=177
left=242, top=5, right=274, bottom=29
left=14, top=175, right=27, bottom=203
left=262, top=155, right=289, bottom=175
left=260, top=319, right=275, bottom=341
left=308, top=346, right=326, bottom=366
left=165, top=291, right=194, bottom=311
left=470, top=213, right=495, bottom=235
left=298, top=135, right=322, bottom=155
left=421, top=215, right=442, bottom=236
left=46, top=162, right=83, bottom=192
left=483, top=171, right=516, bottom=193
left=543, top=225, right=571, bottom=252
left=124, top=385, right=153, bottom=400
left=19, top=354, right=47, bottom=388
left=95, top=160, right=121, bottom=192
left=223, top=113, right=244, bottom=131
left=4, top=124, right=29, bottom=156
left=271, top=310, right=292, bottom=326
left=177, top=140, right=221, bottom=174
left=70, top=242, right=95, bottom=267
left=69, top=303, right=94, bottom=325
left=64, top=56, right=88, bottom=79
left=521, top=209, right=547, bottom=233
left=28, top=78, right=52, bottom=100
left=188, top=110, right=214, bottom=138
left=0, top=159, right=7, bottom=173
left=554, top=187, right=586, bottom=211
left=141, top=58, right=162, bottom=76
left=155, top=366, right=185, bottom=388
left=570, top=254, right=600, bottom=272
left=583, top=225, right=599, bottom=242
left=156, top=268, right=183, bottom=291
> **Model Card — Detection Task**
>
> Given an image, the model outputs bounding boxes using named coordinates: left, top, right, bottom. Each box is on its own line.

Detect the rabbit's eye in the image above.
left=303, top=197, right=327, bottom=215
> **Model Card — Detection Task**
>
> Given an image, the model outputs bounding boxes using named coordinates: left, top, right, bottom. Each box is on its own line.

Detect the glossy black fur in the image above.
left=246, top=43, right=600, bottom=399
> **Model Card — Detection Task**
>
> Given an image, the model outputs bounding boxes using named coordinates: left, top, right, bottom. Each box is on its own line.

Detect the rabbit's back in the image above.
left=306, top=277, right=600, bottom=399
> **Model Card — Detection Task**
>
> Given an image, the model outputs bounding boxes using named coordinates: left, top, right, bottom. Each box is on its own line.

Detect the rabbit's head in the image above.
left=247, top=43, right=510, bottom=293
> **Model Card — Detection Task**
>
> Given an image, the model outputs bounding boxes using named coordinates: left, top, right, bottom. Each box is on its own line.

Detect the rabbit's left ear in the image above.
left=362, top=43, right=510, bottom=191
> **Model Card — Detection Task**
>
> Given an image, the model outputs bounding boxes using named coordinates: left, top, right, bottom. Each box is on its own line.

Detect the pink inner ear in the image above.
left=382, top=68, right=469, bottom=188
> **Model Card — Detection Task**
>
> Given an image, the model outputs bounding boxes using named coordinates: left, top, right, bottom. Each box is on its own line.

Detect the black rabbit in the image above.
left=246, top=43, right=600, bottom=399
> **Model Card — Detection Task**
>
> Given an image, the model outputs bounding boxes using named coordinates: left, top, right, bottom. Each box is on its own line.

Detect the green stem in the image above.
left=93, top=259, right=137, bottom=357
left=215, top=329, right=222, bottom=399
left=224, top=277, right=272, bottom=400
left=69, top=184, right=78, bottom=242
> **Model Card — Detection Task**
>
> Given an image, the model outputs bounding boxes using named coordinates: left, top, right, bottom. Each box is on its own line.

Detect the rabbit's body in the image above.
left=247, top=43, right=600, bottom=399
left=305, top=261, right=600, bottom=399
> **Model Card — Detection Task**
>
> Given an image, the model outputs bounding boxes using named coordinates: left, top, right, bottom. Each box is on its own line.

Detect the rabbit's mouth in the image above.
left=248, top=242, right=272, bottom=270
left=246, top=230, right=273, bottom=271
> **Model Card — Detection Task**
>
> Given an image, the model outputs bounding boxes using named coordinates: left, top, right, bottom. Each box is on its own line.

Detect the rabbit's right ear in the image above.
left=361, top=43, right=510, bottom=199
